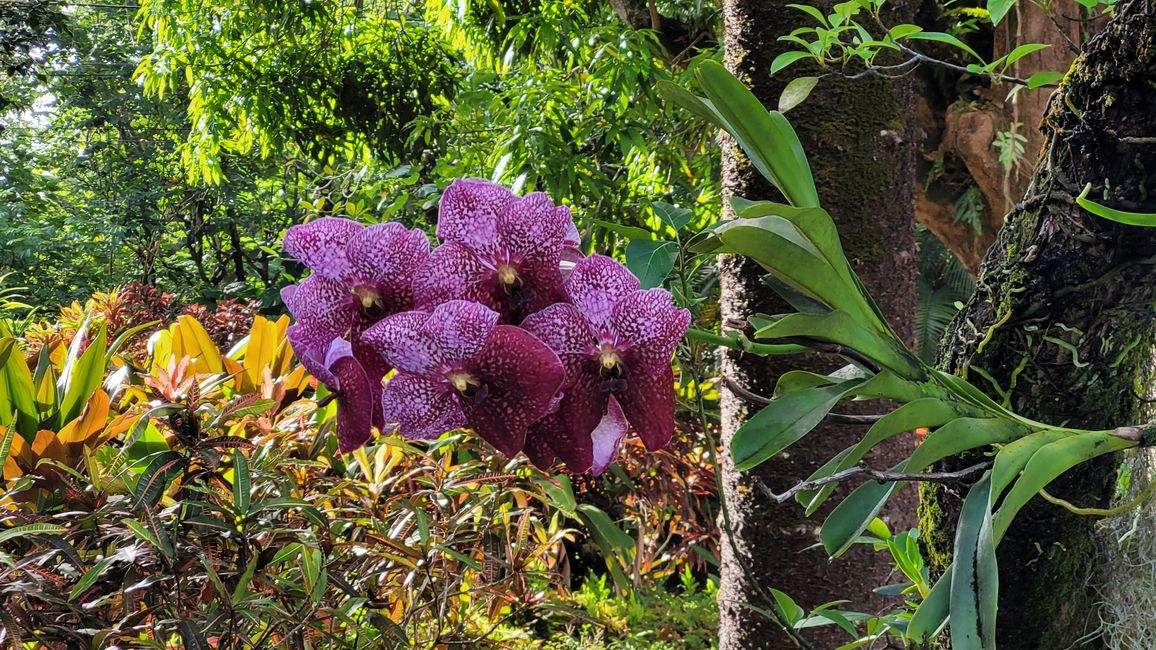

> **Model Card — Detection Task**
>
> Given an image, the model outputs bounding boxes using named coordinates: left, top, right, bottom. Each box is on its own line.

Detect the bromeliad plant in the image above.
left=660, top=60, right=1154, bottom=649
left=281, top=179, right=691, bottom=475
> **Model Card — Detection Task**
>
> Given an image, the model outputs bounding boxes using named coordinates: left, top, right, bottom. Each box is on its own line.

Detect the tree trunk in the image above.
left=921, top=2, right=1156, bottom=647
left=716, top=2, right=918, bottom=648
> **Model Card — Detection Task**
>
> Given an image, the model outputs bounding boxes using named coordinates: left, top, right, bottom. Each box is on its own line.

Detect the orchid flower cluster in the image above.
left=281, top=179, right=690, bottom=475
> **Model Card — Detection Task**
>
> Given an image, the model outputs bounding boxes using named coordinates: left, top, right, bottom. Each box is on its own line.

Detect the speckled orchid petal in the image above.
left=330, top=354, right=374, bottom=453
left=361, top=311, right=434, bottom=374
left=610, top=289, right=691, bottom=367
left=564, top=254, right=640, bottom=333
left=461, top=325, right=565, bottom=457
left=560, top=206, right=580, bottom=248
left=590, top=396, right=628, bottom=475
left=522, top=427, right=557, bottom=470
left=380, top=374, right=466, bottom=440
left=362, top=301, right=500, bottom=376
left=521, top=303, right=596, bottom=374
left=499, top=192, right=568, bottom=266
left=282, top=275, right=356, bottom=340
left=286, top=324, right=338, bottom=388
left=617, top=360, right=677, bottom=451
left=412, top=241, right=500, bottom=312
left=527, top=371, right=607, bottom=472
left=283, top=217, right=363, bottom=281
left=344, top=223, right=430, bottom=309
left=436, top=178, right=515, bottom=257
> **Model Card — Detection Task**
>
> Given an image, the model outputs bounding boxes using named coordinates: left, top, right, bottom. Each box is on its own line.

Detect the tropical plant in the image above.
left=662, top=58, right=1156, bottom=649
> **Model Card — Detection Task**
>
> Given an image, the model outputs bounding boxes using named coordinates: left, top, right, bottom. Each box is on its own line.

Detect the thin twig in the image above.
left=755, top=461, right=993, bottom=504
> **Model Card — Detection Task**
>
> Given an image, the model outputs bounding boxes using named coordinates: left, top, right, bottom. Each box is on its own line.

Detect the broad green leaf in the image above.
left=889, top=24, right=923, bottom=40
left=1002, top=43, right=1049, bottom=70
left=799, top=398, right=965, bottom=514
left=1, top=345, right=38, bottom=440
left=779, top=76, right=819, bottom=113
left=787, top=2, right=829, bottom=25
left=59, top=325, right=107, bottom=425
left=987, top=0, right=1016, bottom=25
left=651, top=201, right=693, bottom=232
left=70, top=556, right=115, bottom=601
left=821, top=418, right=1026, bottom=556
left=949, top=474, right=997, bottom=650
left=694, top=60, right=820, bottom=207
left=710, top=218, right=880, bottom=327
left=771, top=51, right=813, bottom=76
left=1077, top=183, right=1156, bottom=226
left=625, top=239, right=678, bottom=289
left=732, top=378, right=865, bottom=470
left=992, top=432, right=1135, bottom=542
left=773, top=369, right=841, bottom=397
left=989, top=429, right=1073, bottom=503
left=906, top=31, right=982, bottom=61
left=0, top=338, right=14, bottom=370
left=909, top=566, right=952, bottom=642
left=754, top=311, right=924, bottom=379
left=1026, top=70, right=1064, bottom=89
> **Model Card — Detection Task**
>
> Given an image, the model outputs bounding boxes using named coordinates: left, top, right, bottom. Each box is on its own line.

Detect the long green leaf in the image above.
left=821, top=418, right=1026, bottom=555
left=0, top=523, right=67, bottom=544
left=59, top=325, right=107, bottom=425
left=233, top=449, right=251, bottom=515
left=909, top=566, right=952, bottom=642
left=0, top=346, right=38, bottom=440
left=665, top=60, right=819, bottom=207
left=992, top=432, right=1135, bottom=542
left=732, top=378, right=866, bottom=471
left=754, top=311, right=924, bottom=380
left=949, top=474, right=997, bottom=650
left=799, top=398, right=965, bottom=514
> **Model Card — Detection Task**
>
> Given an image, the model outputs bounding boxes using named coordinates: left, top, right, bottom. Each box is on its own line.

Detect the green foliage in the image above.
left=916, top=227, right=974, bottom=362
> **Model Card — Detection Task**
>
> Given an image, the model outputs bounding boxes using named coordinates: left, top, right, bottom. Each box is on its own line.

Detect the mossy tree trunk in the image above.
left=921, top=2, right=1156, bottom=647
left=716, top=1, right=918, bottom=647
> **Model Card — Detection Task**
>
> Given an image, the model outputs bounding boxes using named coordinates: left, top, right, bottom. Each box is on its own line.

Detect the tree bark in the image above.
left=921, top=2, right=1156, bottom=647
left=716, top=2, right=918, bottom=648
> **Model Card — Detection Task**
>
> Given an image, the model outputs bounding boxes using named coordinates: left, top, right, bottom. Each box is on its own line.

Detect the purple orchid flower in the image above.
left=521, top=254, right=691, bottom=474
left=413, top=179, right=577, bottom=323
left=362, top=300, right=566, bottom=458
left=281, top=217, right=430, bottom=451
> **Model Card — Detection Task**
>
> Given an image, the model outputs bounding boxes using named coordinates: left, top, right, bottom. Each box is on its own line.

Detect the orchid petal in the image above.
left=412, top=242, right=500, bottom=312
left=590, top=396, right=628, bottom=475
left=283, top=275, right=355, bottom=340
left=611, top=289, right=691, bottom=367
left=436, top=178, right=514, bottom=257
left=330, top=355, right=374, bottom=453
left=283, top=217, right=362, bottom=280
left=530, top=371, right=607, bottom=472
left=564, top=254, right=640, bottom=333
left=287, top=324, right=338, bottom=388
left=498, top=192, right=567, bottom=267
left=344, top=223, right=430, bottom=309
left=381, top=374, right=465, bottom=440
left=463, top=325, right=564, bottom=457
left=618, top=361, right=677, bottom=451
left=522, top=427, right=556, bottom=471
left=363, top=301, right=500, bottom=375
left=521, top=303, right=596, bottom=375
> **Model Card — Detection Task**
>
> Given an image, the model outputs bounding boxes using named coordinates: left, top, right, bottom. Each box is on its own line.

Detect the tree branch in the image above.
left=754, top=461, right=994, bottom=504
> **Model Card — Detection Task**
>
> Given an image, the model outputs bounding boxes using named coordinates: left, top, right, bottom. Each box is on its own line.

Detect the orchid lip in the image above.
left=597, top=345, right=624, bottom=379
left=447, top=370, right=484, bottom=399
